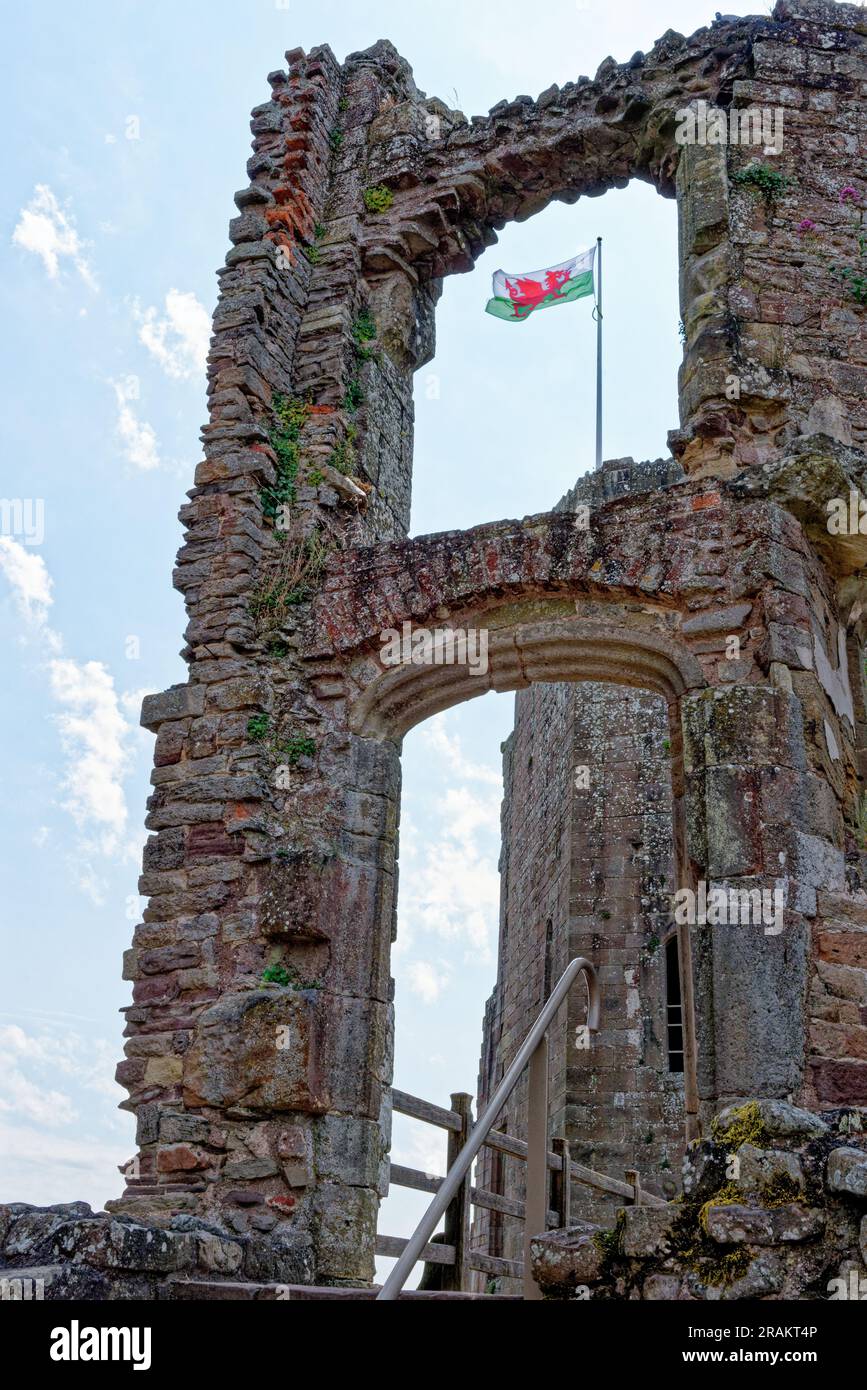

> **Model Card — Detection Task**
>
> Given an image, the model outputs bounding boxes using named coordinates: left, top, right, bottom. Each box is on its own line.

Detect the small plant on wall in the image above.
left=856, top=792, right=867, bottom=851
left=363, top=184, right=394, bottom=214
left=248, top=529, right=331, bottom=635
left=261, top=394, right=310, bottom=522
left=731, top=160, right=795, bottom=203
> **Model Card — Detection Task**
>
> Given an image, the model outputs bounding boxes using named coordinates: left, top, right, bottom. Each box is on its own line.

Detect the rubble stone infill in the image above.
left=530, top=1101, right=867, bottom=1299
left=0, top=1203, right=313, bottom=1301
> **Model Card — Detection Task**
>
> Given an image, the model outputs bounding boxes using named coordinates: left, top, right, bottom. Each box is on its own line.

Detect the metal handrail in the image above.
left=376, top=957, right=600, bottom=1301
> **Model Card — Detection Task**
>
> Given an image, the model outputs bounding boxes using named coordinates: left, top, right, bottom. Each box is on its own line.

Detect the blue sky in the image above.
left=0, top=0, right=735, bottom=1255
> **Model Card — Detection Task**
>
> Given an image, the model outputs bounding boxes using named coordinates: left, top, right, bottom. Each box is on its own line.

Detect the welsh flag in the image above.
left=485, top=247, right=596, bottom=323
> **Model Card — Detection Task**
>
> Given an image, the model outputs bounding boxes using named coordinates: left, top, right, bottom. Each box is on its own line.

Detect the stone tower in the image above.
left=474, top=460, right=690, bottom=1277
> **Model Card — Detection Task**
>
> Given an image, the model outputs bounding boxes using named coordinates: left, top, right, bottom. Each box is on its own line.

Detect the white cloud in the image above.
left=391, top=1119, right=447, bottom=1179
left=135, top=288, right=210, bottom=381
left=73, top=862, right=109, bottom=907
left=0, top=542, right=139, bottom=882
left=406, top=960, right=450, bottom=1004
left=0, top=1025, right=80, bottom=1127
left=422, top=716, right=502, bottom=786
left=0, top=536, right=57, bottom=640
left=396, top=718, right=502, bottom=966
left=11, top=184, right=97, bottom=288
left=49, top=658, right=131, bottom=855
left=0, top=1119, right=130, bottom=1210
left=0, top=1023, right=133, bottom=1209
left=111, top=375, right=160, bottom=471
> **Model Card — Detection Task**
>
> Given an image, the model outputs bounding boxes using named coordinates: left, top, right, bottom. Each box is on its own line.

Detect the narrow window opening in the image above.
left=665, top=934, right=684, bottom=1074
left=489, top=1134, right=506, bottom=1259
left=543, top=917, right=554, bottom=1000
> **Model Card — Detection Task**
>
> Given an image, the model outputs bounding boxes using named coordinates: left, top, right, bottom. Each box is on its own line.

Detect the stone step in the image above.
left=170, top=1278, right=520, bottom=1300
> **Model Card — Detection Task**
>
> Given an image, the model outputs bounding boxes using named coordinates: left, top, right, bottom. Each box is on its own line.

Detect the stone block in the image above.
left=312, top=1183, right=378, bottom=1283
left=196, top=1233, right=245, bottom=1275
left=53, top=1219, right=196, bottom=1273
left=736, top=1143, right=805, bottom=1192
left=826, top=1146, right=867, bottom=1197
left=704, top=1202, right=823, bottom=1245
left=621, top=1204, right=679, bottom=1257
left=243, top=1230, right=314, bottom=1285
left=3, top=1204, right=93, bottom=1264
left=681, top=1141, right=729, bottom=1200
left=182, top=989, right=330, bottom=1113
left=141, top=685, right=205, bottom=731
left=529, top=1222, right=605, bottom=1293
left=714, top=1099, right=829, bottom=1142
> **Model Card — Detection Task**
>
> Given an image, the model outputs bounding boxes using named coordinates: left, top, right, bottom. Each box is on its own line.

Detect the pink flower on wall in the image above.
left=798, top=218, right=817, bottom=233
left=839, top=185, right=860, bottom=205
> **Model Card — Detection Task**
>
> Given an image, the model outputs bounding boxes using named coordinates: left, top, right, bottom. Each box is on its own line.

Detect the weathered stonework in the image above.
left=531, top=1100, right=867, bottom=1300
left=3, top=0, right=864, bottom=1298
left=115, top=0, right=867, bottom=1289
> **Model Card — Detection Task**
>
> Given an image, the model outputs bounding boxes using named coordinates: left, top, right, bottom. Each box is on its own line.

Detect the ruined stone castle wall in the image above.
left=98, top=0, right=867, bottom=1291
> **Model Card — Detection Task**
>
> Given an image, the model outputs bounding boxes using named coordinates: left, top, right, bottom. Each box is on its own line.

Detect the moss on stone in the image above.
left=700, top=1247, right=752, bottom=1288
left=760, top=1171, right=804, bottom=1208
left=592, top=1209, right=625, bottom=1275
left=667, top=1181, right=755, bottom=1289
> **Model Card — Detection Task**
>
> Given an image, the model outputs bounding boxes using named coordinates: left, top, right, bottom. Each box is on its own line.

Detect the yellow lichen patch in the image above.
left=760, top=1171, right=804, bottom=1208
left=699, top=1182, right=743, bottom=1236
left=711, top=1100, right=767, bottom=1149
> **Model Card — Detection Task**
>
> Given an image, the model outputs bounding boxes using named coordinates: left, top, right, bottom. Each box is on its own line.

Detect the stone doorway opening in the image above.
left=374, top=666, right=694, bottom=1289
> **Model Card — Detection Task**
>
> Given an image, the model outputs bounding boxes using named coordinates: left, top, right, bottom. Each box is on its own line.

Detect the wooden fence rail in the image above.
left=379, top=1087, right=664, bottom=1291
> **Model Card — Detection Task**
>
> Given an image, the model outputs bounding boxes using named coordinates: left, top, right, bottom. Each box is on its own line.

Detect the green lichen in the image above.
left=302, top=244, right=322, bottom=265
left=262, top=964, right=293, bottom=985
left=328, top=434, right=356, bottom=476
left=263, top=962, right=323, bottom=989
left=363, top=184, right=394, bottom=214
left=592, top=1211, right=624, bottom=1275
left=700, top=1247, right=752, bottom=1288
left=666, top=1184, right=753, bottom=1290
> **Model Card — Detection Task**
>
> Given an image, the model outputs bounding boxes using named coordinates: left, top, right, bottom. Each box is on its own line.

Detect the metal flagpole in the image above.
left=594, top=236, right=603, bottom=472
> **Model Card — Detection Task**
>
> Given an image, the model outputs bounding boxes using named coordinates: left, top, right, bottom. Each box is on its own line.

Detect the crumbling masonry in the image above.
left=3, top=0, right=867, bottom=1299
